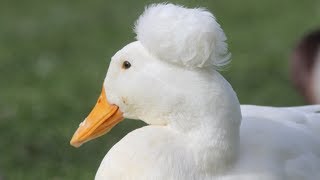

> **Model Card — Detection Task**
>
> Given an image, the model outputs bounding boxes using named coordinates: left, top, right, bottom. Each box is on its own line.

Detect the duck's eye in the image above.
left=122, top=61, right=131, bottom=69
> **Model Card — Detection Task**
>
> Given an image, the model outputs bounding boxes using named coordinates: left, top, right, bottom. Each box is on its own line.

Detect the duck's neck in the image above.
left=168, top=71, right=242, bottom=173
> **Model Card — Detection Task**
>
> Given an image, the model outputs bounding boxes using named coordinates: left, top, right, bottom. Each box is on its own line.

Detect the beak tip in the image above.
left=70, top=139, right=82, bottom=148
left=70, top=134, right=83, bottom=148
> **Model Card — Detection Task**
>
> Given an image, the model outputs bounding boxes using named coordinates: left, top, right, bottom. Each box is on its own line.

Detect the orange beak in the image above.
left=70, top=87, right=124, bottom=147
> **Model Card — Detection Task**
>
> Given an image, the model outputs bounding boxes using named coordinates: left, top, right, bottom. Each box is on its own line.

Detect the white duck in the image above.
left=70, top=4, right=320, bottom=180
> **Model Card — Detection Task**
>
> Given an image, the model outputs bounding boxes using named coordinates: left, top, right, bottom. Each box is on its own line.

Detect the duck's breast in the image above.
left=95, top=126, right=200, bottom=180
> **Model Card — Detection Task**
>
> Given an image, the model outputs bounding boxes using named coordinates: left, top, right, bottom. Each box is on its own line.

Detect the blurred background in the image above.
left=1, top=0, right=319, bottom=179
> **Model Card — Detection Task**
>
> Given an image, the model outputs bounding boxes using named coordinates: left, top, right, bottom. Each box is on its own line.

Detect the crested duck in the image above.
left=70, top=4, right=320, bottom=180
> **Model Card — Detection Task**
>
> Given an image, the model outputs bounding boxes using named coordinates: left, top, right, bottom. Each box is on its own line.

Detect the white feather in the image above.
left=134, top=3, right=230, bottom=69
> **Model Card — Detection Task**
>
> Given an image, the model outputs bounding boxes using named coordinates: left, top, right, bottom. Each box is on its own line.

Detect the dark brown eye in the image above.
left=122, top=61, right=131, bottom=69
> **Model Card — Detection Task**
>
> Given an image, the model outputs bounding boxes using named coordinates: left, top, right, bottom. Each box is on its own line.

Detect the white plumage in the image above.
left=97, top=41, right=320, bottom=179
left=134, top=3, right=230, bottom=68
left=71, top=3, right=320, bottom=180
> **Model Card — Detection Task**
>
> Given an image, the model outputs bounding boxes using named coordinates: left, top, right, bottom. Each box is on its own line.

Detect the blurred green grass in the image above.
left=0, top=0, right=319, bottom=179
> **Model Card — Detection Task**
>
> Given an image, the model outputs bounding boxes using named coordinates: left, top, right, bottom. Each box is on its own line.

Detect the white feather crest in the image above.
left=134, top=3, right=230, bottom=69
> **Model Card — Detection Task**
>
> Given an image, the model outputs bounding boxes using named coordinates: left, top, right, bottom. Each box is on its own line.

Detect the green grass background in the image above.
left=1, top=0, right=319, bottom=179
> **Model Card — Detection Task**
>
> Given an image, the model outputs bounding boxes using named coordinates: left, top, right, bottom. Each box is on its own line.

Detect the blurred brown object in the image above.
left=290, top=29, right=320, bottom=104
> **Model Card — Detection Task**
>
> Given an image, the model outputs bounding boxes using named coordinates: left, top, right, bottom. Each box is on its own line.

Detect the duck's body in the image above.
left=70, top=4, right=320, bottom=180
left=236, top=105, right=320, bottom=180
left=96, top=105, right=320, bottom=180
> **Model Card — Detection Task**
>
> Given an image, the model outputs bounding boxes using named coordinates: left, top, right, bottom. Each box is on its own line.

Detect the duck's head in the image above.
left=70, top=3, right=241, bottom=147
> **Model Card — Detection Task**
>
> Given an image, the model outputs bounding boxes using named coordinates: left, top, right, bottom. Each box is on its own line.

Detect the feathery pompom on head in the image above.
left=134, top=3, right=230, bottom=69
